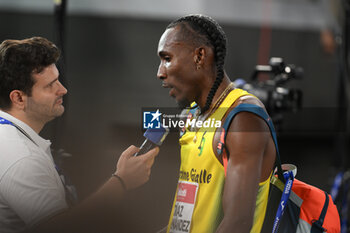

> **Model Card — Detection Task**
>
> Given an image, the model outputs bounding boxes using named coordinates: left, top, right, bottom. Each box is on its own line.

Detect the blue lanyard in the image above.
left=0, top=117, right=14, bottom=126
left=0, top=116, right=38, bottom=146
left=272, top=170, right=294, bottom=233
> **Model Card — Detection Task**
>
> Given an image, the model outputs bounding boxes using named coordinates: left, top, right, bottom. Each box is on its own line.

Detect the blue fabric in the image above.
left=0, top=117, right=14, bottom=126
left=272, top=170, right=294, bottom=233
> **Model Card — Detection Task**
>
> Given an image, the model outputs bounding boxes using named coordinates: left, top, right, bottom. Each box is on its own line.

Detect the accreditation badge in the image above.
left=169, top=181, right=199, bottom=233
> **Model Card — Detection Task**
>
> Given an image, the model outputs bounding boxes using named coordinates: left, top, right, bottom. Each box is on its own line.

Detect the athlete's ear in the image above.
left=9, top=90, right=27, bottom=110
left=194, top=47, right=206, bottom=69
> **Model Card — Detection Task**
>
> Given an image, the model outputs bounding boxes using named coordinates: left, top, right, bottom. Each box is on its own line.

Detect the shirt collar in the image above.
left=0, top=110, right=52, bottom=152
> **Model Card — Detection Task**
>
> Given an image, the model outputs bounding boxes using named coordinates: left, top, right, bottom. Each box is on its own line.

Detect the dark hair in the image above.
left=0, top=36, right=60, bottom=110
left=167, top=14, right=227, bottom=114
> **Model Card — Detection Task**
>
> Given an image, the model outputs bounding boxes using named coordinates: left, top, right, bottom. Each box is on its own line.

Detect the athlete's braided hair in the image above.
left=167, top=14, right=227, bottom=114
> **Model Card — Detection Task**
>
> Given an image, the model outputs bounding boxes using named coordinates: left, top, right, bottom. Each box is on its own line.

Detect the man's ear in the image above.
left=9, top=90, right=27, bottom=110
left=194, top=47, right=206, bottom=69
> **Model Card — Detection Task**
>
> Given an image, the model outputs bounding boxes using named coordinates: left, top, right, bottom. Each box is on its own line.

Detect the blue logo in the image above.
left=143, top=109, right=162, bottom=129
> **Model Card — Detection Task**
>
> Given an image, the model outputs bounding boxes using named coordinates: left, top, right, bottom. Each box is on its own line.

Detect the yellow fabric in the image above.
left=167, top=88, right=271, bottom=233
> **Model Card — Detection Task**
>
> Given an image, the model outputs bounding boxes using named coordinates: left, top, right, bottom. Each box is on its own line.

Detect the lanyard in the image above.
left=272, top=170, right=294, bottom=233
left=0, top=116, right=39, bottom=147
left=0, top=117, right=14, bottom=126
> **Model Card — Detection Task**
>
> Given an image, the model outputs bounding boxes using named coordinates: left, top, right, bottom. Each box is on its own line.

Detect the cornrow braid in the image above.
left=167, top=14, right=227, bottom=114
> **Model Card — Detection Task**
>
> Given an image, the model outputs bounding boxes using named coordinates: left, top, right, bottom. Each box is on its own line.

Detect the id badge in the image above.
left=169, top=181, right=199, bottom=233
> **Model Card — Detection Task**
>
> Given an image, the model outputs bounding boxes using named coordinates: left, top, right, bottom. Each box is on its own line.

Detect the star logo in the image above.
left=150, top=109, right=162, bottom=122
left=143, top=109, right=162, bottom=129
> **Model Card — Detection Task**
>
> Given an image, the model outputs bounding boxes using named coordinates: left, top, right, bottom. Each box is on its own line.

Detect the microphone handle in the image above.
left=134, top=139, right=156, bottom=156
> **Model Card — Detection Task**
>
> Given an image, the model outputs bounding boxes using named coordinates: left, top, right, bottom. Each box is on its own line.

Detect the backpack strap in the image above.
left=310, top=191, right=329, bottom=233
left=217, top=103, right=284, bottom=182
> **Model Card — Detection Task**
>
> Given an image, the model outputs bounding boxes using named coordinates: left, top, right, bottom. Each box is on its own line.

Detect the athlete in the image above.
left=157, top=15, right=276, bottom=233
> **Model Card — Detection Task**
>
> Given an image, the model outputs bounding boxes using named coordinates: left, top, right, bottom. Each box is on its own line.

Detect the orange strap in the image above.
left=217, top=128, right=228, bottom=176
left=223, top=152, right=228, bottom=176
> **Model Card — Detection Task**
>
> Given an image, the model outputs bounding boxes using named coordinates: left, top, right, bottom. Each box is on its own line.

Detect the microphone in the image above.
left=134, top=125, right=169, bottom=156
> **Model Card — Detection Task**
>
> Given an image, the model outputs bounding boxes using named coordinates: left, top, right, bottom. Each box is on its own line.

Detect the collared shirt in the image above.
left=0, top=110, right=68, bottom=233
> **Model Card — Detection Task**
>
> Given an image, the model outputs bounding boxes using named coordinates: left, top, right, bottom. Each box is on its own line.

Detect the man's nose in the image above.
left=157, top=63, right=166, bottom=80
left=58, top=81, right=68, bottom=95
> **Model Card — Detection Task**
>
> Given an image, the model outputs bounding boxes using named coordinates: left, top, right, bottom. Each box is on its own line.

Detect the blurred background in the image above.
left=0, top=0, right=349, bottom=232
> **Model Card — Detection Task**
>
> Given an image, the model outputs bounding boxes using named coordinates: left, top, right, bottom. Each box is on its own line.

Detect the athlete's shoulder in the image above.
left=235, top=94, right=265, bottom=109
left=225, top=93, right=270, bottom=133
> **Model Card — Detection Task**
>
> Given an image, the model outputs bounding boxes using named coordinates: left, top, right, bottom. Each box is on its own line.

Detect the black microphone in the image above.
left=134, top=125, right=169, bottom=156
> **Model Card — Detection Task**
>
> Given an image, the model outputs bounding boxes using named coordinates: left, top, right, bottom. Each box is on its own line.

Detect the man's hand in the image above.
left=115, top=145, right=159, bottom=190
left=25, top=146, right=159, bottom=233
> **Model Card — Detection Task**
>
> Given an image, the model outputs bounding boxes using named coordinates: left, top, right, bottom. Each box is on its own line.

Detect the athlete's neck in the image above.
left=199, top=75, right=232, bottom=115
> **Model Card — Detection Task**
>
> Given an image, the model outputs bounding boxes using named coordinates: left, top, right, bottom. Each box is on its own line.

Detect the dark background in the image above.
left=0, top=9, right=347, bottom=232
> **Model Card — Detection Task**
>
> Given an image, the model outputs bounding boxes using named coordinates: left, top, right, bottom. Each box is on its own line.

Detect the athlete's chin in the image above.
left=176, top=98, right=191, bottom=110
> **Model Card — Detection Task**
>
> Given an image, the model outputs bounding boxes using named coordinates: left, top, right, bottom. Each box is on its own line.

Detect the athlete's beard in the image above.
left=177, top=98, right=192, bottom=110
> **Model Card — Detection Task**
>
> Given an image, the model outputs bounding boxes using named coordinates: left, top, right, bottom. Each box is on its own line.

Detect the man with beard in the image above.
left=0, top=37, right=159, bottom=233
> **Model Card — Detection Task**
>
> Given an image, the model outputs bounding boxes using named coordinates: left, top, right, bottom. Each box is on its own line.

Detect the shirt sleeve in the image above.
left=0, top=156, right=68, bottom=227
